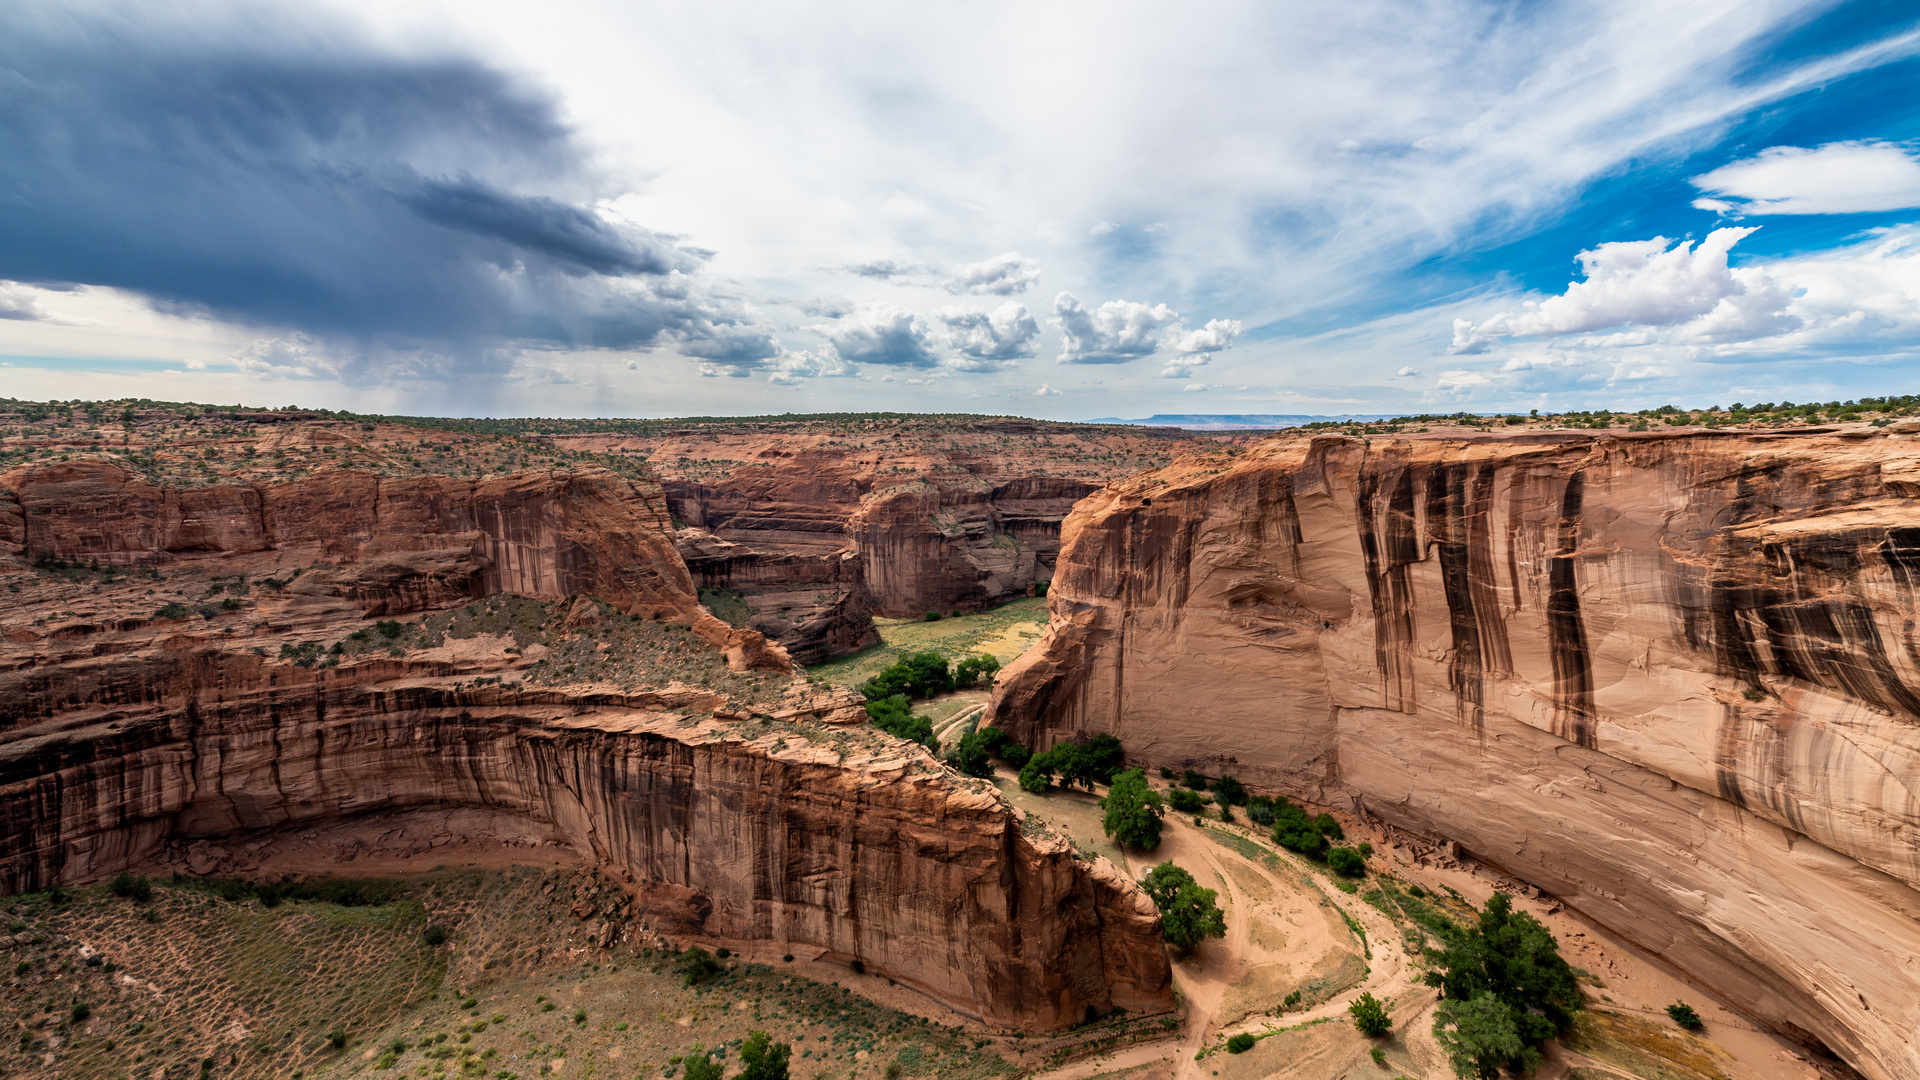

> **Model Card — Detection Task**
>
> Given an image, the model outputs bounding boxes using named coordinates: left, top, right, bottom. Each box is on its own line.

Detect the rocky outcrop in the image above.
left=4, top=459, right=702, bottom=621
left=0, top=653, right=1171, bottom=1029
left=0, top=454, right=1171, bottom=1031
left=676, top=527, right=881, bottom=665
left=989, top=428, right=1920, bottom=1080
left=545, top=420, right=1186, bottom=655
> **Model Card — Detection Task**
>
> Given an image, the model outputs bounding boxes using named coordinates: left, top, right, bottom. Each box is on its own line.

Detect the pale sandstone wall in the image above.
left=989, top=430, right=1920, bottom=1080
left=0, top=667, right=1171, bottom=1030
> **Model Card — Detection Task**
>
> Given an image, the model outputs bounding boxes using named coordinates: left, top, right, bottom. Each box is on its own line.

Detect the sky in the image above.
left=4, top=0, right=1920, bottom=420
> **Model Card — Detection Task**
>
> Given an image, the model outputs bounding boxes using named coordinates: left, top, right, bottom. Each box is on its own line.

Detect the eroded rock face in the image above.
left=548, top=421, right=1187, bottom=656
left=989, top=429, right=1920, bottom=1080
left=0, top=659, right=1170, bottom=1029
left=0, top=456, right=1171, bottom=1031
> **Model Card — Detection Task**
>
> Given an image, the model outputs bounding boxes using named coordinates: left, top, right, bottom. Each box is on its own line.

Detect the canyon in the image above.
left=0, top=444, right=1173, bottom=1034
left=989, top=426, right=1920, bottom=1080
left=541, top=417, right=1189, bottom=663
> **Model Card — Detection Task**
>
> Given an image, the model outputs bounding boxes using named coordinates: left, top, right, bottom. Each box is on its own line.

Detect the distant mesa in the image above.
left=1088, top=413, right=1404, bottom=430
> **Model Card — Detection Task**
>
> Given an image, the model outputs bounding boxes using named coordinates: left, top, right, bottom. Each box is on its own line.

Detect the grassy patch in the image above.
left=809, top=599, right=1048, bottom=687
left=1565, top=1010, right=1732, bottom=1080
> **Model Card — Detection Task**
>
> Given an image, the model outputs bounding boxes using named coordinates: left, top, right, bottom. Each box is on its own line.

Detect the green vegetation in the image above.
left=1327, top=846, right=1368, bottom=877
left=1141, top=863, right=1227, bottom=956
left=1100, top=769, right=1165, bottom=851
left=1427, top=894, right=1581, bottom=1078
left=1666, top=1001, right=1703, bottom=1030
left=808, top=598, right=1049, bottom=688
left=1348, top=991, right=1391, bottom=1036
left=107, top=872, right=152, bottom=903
left=677, top=946, right=723, bottom=987
left=1270, top=796, right=1343, bottom=859
left=1225, top=1032, right=1255, bottom=1053
left=1015, top=733, right=1126, bottom=794
left=1168, top=788, right=1208, bottom=813
left=737, top=1029, right=793, bottom=1080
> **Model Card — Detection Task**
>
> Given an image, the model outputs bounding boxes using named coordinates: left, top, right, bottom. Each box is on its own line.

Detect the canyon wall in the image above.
left=989, top=429, right=1920, bottom=1080
left=548, top=421, right=1183, bottom=657
left=0, top=455, right=1172, bottom=1031
left=0, top=658, right=1170, bottom=1029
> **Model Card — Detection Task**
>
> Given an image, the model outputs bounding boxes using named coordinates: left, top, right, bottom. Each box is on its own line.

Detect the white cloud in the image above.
left=1053, top=292, right=1178, bottom=364
left=767, top=348, right=857, bottom=384
left=944, top=252, right=1041, bottom=295
left=1451, top=227, right=1795, bottom=351
left=233, top=335, right=334, bottom=378
left=1033, top=383, right=1062, bottom=396
left=812, top=305, right=940, bottom=368
left=938, top=301, right=1039, bottom=368
left=0, top=282, right=47, bottom=322
left=841, top=258, right=931, bottom=279
left=1691, top=142, right=1920, bottom=216
left=1395, top=365, right=1420, bottom=377
left=1170, top=318, right=1243, bottom=355
left=1182, top=382, right=1213, bottom=393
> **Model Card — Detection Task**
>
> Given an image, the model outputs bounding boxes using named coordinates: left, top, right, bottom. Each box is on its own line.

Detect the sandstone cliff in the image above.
left=0, top=656, right=1170, bottom=1029
left=989, top=428, right=1920, bottom=1080
left=0, top=455, right=1172, bottom=1031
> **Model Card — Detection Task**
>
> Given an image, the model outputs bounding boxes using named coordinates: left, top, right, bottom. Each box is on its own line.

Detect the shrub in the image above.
left=1271, top=799, right=1330, bottom=859
left=1247, top=796, right=1276, bottom=826
left=682, top=1044, right=725, bottom=1080
left=1182, top=769, right=1209, bottom=791
left=1159, top=766, right=1174, bottom=779
left=572, top=1008, right=587, bottom=1024
left=326, top=1028, right=347, bottom=1050
left=677, top=946, right=722, bottom=987
left=738, top=1030, right=791, bottom=1080
left=1100, top=769, right=1165, bottom=851
left=375, top=619, right=404, bottom=639
left=108, top=872, right=152, bottom=903
left=1000, top=742, right=1032, bottom=769
left=1369, top=1045, right=1387, bottom=1066
left=1328, top=846, right=1367, bottom=877
left=422, top=924, right=449, bottom=946
left=866, top=695, right=936, bottom=750
left=1168, top=788, right=1207, bottom=813
left=70, top=1002, right=90, bottom=1023
left=923, top=611, right=941, bottom=622
left=1213, top=776, right=1247, bottom=805
left=1666, top=1002, right=1703, bottom=1030
left=1225, top=1033, right=1255, bottom=1054
left=1349, top=992, right=1391, bottom=1036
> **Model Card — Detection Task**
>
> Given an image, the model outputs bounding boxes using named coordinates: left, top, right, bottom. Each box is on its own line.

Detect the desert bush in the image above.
left=108, top=872, right=152, bottom=903
left=1666, top=1002, right=1703, bottom=1029
left=1168, top=788, right=1207, bottom=813
left=1349, top=992, right=1391, bottom=1036
left=1182, top=769, right=1209, bottom=791
left=677, top=946, right=722, bottom=986
left=326, top=1027, right=347, bottom=1050
left=1226, top=1033, right=1255, bottom=1054
left=1328, top=846, right=1367, bottom=877
left=422, top=924, right=449, bottom=946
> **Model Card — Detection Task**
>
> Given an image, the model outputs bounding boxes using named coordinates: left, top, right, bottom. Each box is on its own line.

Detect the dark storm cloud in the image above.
left=0, top=7, right=713, bottom=365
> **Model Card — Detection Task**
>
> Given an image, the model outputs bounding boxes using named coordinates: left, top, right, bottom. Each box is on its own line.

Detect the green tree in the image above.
left=1168, top=788, right=1207, bottom=813
left=1348, top=992, right=1391, bottom=1036
left=1425, top=894, right=1581, bottom=1078
left=866, top=695, right=936, bottom=749
left=1141, top=862, right=1226, bottom=955
left=944, top=730, right=994, bottom=778
left=953, top=653, right=1000, bottom=689
left=1666, top=1002, right=1703, bottom=1030
left=1270, top=798, right=1330, bottom=859
left=861, top=651, right=954, bottom=701
left=1017, top=756, right=1054, bottom=793
left=737, top=1030, right=791, bottom=1080
left=1327, top=846, right=1367, bottom=877
left=681, top=1044, right=725, bottom=1080
left=1101, top=769, right=1165, bottom=851
left=676, top=946, right=722, bottom=987
left=1434, top=992, right=1529, bottom=1080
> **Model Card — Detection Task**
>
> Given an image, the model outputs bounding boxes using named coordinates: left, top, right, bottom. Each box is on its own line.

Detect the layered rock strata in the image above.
left=0, top=661, right=1169, bottom=1029
left=990, top=428, right=1920, bottom=1080
left=0, top=456, right=1171, bottom=1031
left=550, top=421, right=1188, bottom=655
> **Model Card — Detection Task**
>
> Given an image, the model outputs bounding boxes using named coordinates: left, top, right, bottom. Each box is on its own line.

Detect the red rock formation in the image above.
left=0, top=456, right=1172, bottom=1031
left=990, top=428, right=1920, bottom=1080
left=0, top=648, right=1169, bottom=1029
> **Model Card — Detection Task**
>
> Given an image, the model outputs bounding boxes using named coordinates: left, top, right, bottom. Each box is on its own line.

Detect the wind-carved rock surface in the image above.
left=989, top=429, right=1920, bottom=1080
left=0, top=456, right=1171, bottom=1031
left=547, top=419, right=1188, bottom=657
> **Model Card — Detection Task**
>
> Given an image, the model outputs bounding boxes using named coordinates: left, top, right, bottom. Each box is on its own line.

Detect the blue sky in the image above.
left=3, top=0, right=1920, bottom=419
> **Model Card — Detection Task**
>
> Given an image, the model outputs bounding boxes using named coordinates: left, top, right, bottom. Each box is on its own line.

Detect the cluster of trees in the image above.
left=680, top=1031, right=790, bottom=1080
left=1017, top=733, right=1126, bottom=793
left=1426, top=894, right=1583, bottom=1079
left=944, top=725, right=1030, bottom=778
left=860, top=650, right=1000, bottom=751
left=1140, top=863, right=1226, bottom=955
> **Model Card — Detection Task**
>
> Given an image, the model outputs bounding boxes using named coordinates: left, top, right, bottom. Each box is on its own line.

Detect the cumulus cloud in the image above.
left=1170, top=318, right=1243, bottom=355
left=938, top=302, right=1039, bottom=369
left=1053, top=292, right=1179, bottom=364
left=1451, top=228, right=1796, bottom=351
left=767, top=349, right=857, bottom=385
left=0, top=283, right=47, bottom=322
left=0, top=6, right=730, bottom=382
left=1033, top=384, right=1062, bottom=396
left=943, top=252, right=1042, bottom=295
left=813, top=305, right=940, bottom=368
left=1691, top=142, right=1920, bottom=216
left=232, top=335, right=333, bottom=378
